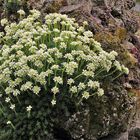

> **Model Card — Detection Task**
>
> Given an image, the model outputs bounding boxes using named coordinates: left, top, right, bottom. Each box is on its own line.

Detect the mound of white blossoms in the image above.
left=0, top=10, right=128, bottom=107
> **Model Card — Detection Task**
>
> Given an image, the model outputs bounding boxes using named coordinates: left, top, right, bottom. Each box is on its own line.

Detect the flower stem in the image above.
left=74, top=73, right=83, bottom=80
left=94, top=68, right=105, bottom=78
left=103, top=68, right=117, bottom=78
left=112, top=72, right=123, bottom=81
left=0, top=107, right=5, bottom=116
left=9, top=122, right=15, bottom=130
left=16, top=96, right=21, bottom=105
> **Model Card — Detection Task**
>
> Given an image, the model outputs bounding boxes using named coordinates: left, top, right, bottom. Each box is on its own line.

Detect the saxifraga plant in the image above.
left=0, top=10, right=129, bottom=139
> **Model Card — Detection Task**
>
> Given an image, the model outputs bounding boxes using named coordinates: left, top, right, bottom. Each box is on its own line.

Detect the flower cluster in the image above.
left=0, top=10, right=129, bottom=116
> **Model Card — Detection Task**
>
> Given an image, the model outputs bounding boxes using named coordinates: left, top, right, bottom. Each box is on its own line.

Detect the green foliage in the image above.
left=4, top=0, right=21, bottom=13
left=0, top=10, right=129, bottom=139
left=3, top=0, right=28, bottom=15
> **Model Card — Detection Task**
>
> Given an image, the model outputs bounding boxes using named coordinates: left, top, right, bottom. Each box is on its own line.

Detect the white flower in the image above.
left=87, top=80, right=100, bottom=88
left=60, top=42, right=66, bottom=49
left=83, top=31, right=93, bottom=37
left=63, top=62, right=78, bottom=75
left=34, top=60, right=43, bottom=68
left=40, top=44, right=47, bottom=50
left=70, top=41, right=79, bottom=46
left=10, top=104, right=15, bottom=110
left=114, top=61, right=122, bottom=71
left=55, top=52, right=62, bottom=58
left=30, top=9, right=41, bottom=19
left=77, top=27, right=85, bottom=33
left=29, top=46, right=38, bottom=53
left=1, top=18, right=8, bottom=26
left=93, top=40, right=102, bottom=51
left=51, top=99, right=56, bottom=106
left=13, top=89, right=20, bottom=96
left=82, top=91, right=90, bottom=99
left=47, top=57, right=54, bottom=63
left=5, top=87, right=13, bottom=94
left=60, top=21, right=66, bottom=26
left=51, top=86, right=59, bottom=94
left=53, top=37, right=63, bottom=43
left=36, top=74, right=46, bottom=85
left=15, top=78, right=22, bottom=84
left=28, top=69, right=38, bottom=77
left=83, top=21, right=88, bottom=26
left=32, top=86, right=41, bottom=94
left=108, top=51, right=118, bottom=60
left=21, top=82, right=33, bottom=91
left=45, top=69, right=53, bottom=76
left=0, top=32, right=4, bottom=37
left=67, top=78, right=74, bottom=85
left=0, top=94, right=2, bottom=97
left=51, top=65, right=59, bottom=70
left=5, top=97, right=10, bottom=103
left=82, top=36, right=90, bottom=43
left=64, top=53, right=74, bottom=60
left=121, top=65, right=129, bottom=74
left=7, top=121, right=12, bottom=125
left=82, top=70, right=94, bottom=77
left=53, top=28, right=60, bottom=33
left=86, top=61, right=95, bottom=69
left=70, top=86, right=77, bottom=93
left=78, top=83, right=86, bottom=90
left=17, top=9, right=25, bottom=16
left=97, top=88, right=104, bottom=96
left=53, top=76, right=63, bottom=84
left=26, top=105, right=32, bottom=112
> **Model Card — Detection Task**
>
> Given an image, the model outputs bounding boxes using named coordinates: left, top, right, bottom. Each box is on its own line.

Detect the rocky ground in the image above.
left=135, top=2, right=140, bottom=11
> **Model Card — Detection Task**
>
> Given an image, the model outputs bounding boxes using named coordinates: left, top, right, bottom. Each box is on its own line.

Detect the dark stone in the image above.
left=52, top=82, right=135, bottom=140
left=123, top=17, right=139, bottom=33
left=125, top=0, right=136, bottom=9
left=129, top=127, right=140, bottom=139
left=128, top=136, right=138, bottom=140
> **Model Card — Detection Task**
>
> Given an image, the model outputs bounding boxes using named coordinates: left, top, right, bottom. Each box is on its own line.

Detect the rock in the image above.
left=63, top=109, right=90, bottom=139
left=53, top=82, right=135, bottom=140
left=123, top=82, right=133, bottom=89
left=99, top=132, right=128, bottom=140
left=128, top=67, right=140, bottom=89
left=129, top=136, right=138, bottom=140
left=129, top=127, right=140, bottom=139
left=123, top=41, right=136, bottom=50
left=61, top=0, right=93, bottom=13
left=27, top=0, right=68, bottom=13
left=133, top=32, right=140, bottom=50
left=123, top=15, right=139, bottom=33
